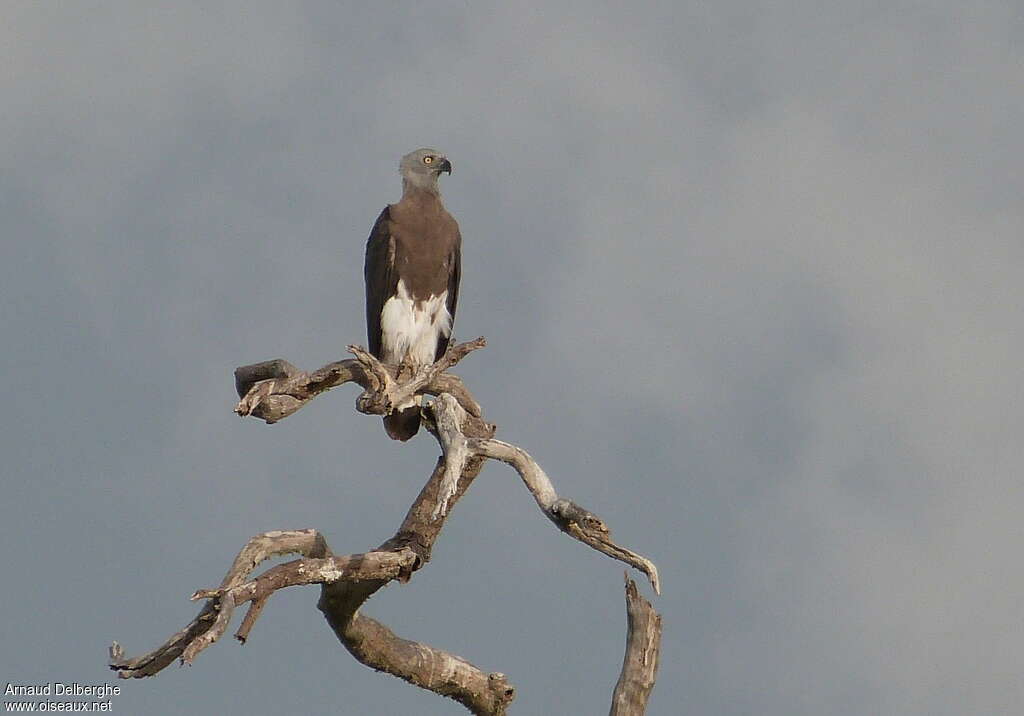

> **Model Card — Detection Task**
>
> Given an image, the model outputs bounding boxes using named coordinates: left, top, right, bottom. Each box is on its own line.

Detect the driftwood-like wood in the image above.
left=111, top=339, right=662, bottom=714
left=610, top=575, right=663, bottom=715
left=430, top=395, right=660, bottom=592
left=234, top=338, right=485, bottom=424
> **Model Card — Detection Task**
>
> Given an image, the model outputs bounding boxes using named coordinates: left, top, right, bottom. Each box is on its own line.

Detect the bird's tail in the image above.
left=383, top=403, right=421, bottom=441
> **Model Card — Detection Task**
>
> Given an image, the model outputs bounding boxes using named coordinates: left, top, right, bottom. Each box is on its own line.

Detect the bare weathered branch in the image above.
left=110, top=537, right=419, bottom=675
left=110, top=529, right=332, bottom=678
left=112, top=382, right=508, bottom=711
left=315, top=404, right=507, bottom=714
left=233, top=338, right=484, bottom=423
left=429, top=393, right=474, bottom=519
left=217, top=529, right=333, bottom=589
left=113, top=341, right=661, bottom=714
left=233, top=359, right=363, bottom=423
left=348, top=337, right=485, bottom=418
left=184, top=550, right=419, bottom=665
left=554, top=502, right=662, bottom=596
left=435, top=410, right=661, bottom=594
left=233, top=359, right=301, bottom=399
left=335, top=613, right=515, bottom=716
left=193, top=550, right=420, bottom=606
left=610, top=575, right=662, bottom=716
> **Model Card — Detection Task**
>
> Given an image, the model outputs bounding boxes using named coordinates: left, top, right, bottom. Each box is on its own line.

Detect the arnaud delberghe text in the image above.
left=5, top=683, right=121, bottom=698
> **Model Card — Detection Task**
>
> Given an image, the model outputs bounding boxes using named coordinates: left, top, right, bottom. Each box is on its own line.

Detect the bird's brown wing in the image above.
left=363, top=207, right=397, bottom=359
left=435, top=227, right=462, bottom=361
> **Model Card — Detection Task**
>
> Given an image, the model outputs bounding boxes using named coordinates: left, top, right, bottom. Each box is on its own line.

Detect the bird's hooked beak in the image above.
left=438, top=157, right=452, bottom=175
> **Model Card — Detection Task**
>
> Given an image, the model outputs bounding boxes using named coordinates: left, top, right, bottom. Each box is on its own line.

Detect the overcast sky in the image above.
left=3, top=2, right=1023, bottom=714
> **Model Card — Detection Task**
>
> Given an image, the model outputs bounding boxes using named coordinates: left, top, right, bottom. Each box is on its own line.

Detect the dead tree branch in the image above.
left=610, top=575, right=663, bottom=715
left=428, top=394, right=660, bottom=594
left=110, top=528, right=332, bottom=677
left=111, top=339, right=661, bottom=714
left=233, top=338, right=485, bottom=424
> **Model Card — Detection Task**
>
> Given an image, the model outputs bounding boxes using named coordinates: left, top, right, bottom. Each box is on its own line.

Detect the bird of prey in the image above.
left=364, top=148, right=461, bottom=441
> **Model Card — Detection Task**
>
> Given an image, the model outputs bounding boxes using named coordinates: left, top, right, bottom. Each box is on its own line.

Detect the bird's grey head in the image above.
left=399, top=148, right=452, bottom=194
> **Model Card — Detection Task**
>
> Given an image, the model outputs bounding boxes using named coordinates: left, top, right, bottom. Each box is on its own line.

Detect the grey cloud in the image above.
left=3, top=2, right=1022, bottom=715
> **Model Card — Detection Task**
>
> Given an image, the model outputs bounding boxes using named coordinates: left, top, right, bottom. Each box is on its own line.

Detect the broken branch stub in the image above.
left=610, top=575, right=662, bottom=716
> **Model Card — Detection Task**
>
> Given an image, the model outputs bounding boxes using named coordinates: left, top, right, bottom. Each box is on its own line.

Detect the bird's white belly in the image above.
left=380, top=280, right=451, bottom=366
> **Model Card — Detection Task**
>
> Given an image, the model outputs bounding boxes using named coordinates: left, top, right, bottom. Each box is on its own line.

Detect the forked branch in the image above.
left=110, top=528, right=333, bottom=678
left=429, top=394, right=660, bottom=594
left=233, top=338, right=485, bottom=424
left=111, top=340, right=661, bottom=714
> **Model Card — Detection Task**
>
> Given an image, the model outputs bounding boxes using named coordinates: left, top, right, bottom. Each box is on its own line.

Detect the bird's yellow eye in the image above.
left=423, top=156, right=433, bottom=164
